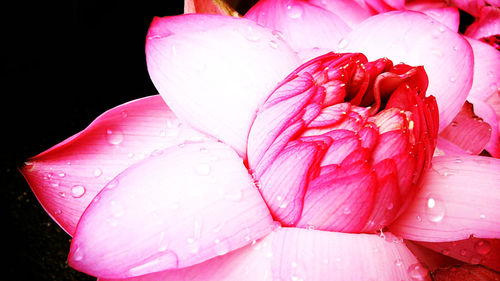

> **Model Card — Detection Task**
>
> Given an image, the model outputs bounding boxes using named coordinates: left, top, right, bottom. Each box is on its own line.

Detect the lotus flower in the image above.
left=20, top=0, right=500, bottom=280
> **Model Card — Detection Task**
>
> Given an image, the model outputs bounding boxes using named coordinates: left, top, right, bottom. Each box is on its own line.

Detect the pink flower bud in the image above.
left=247, top=52, right=439, bottom=233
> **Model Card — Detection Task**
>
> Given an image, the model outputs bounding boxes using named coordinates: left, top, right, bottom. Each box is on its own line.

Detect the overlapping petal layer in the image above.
left=99, top=227, right=429, bottom=281
left=390, top=155, right=500, bottom=242
left=20, top=95, right=212, bottom=235
left=69, top=142, right=274, bottom=278
left=146, top=14, right=300, bottom=156
left=340, top=11, right=474, bottom=131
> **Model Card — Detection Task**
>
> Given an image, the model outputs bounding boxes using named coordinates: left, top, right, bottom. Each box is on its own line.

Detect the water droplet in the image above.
left=286, top=4, right=303, bottom=19
left=343, top=207, right=351, bottom=215
left=214, top=239, right=230, bottom=256
left=460, top=249, right=468, bottom=256
left=195, top=163, right=211, bottom=176
left=72, top=246, right=84, bottom=261
left=394, top=258, right=403, bottom=266
left=425, top=196, right=446, bottom=222
left=480, top=214, right=486, bottom=219
left=110, top=200, right=124, bottom=217
left=449, top=76, right=456, bottom=83
left=269, top=40, right=278, bottom=49
left=470, top=256, right=482, bottom=264
left=475, top=240, right=491, bottom=255
left=50, top=180, right=60, bottom=187
left=441, top=249, right=450, bottom=255
left=387, top=202, right=394, bottom=210
left=186, top=238, right=200, bottom=254
left=57, top=171, right=66, bottom=178
left=272, top=30, right=284, bottom=40
left=338, top=38, right=349, bottom=50
left=120, top=110, right=128, bottom=118
left=128, top=250, right=179, bottom=276
left=408, top=263, right=428, bottom=280
left=158, top=232, right=169, bottom=252
left=245, top=25, right=261, bottom=42
left=439, top=26, right=446, bottom=33
left=150, top=149, right=164, bottom=157
left=93, top=168, right=102, bottom=177
left=107, top=178, right=119, bottom=189
left=71, top=185, right=86, bottom=198
left=59, top=192, right=66, bottom=198
left=106, top=128, right=124, bottom=145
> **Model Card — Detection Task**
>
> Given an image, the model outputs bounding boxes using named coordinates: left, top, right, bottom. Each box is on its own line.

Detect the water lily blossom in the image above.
left=19, top=0, right=500, bottom=280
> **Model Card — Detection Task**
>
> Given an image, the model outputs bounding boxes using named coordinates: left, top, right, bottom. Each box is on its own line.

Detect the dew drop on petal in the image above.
left=286, top=4, right=303, bottom=19
left=425, top=196, right=446, bottom=223
left=408, top=263, right=428, bottom=280
left=71, top=185, right=86, bottom=198
left=337, top=38, right=349, bottom=50
left=106, top=128, right=124, bottom=145
left=72, top=246, right=84, bottom=262
left=186, top=238, right=200, bottom=254
left=269, top=40, right=278, bottom=49
left=245, top=25, right=261, bottom=42
left=127, top=250, right=179, bottom=276
left=475, top=240, right=491, bottom=255
left=214, top=239, right=230, bottom=256
left=93, top=168, right=103, bottom=177
left=394, top=258, right=403, bottom=266
left=107, top=178, right=119, bottom=189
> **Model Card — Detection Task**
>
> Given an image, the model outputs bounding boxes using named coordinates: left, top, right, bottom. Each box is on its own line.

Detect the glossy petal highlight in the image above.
left=146, top=14, right=300, bottom=156
left=390, top=155, right=500, bottom=242
left=20, top=95, right=212, bottom=235
left=69, top=142, right=274, bottom=278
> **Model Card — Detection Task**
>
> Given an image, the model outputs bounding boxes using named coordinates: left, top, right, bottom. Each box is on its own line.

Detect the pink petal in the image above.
left=439, top=101, right=492, bottom=155
left=20, top=95, right=212, bottom=235
left=100, top=227, right=430, bottom=281
left=389, top=155, right=500, bottom=242
left=421, top=7, right=460, bottom=32
left=184, top=0, right=239, bottom=16
left=146, top=14, right=300, bottom=156
left=68, top=142, right=274, bottom=278
left=468, top=98, right=500, bottom=157
left=465, top=6, right=500, bottom=39
left=466, top=38, right=500, bottom=102
left=340, top=11, right=474, bottom=131
left=307, top=0, right=371, bottom=28
left=418, top=237, right=500, bottom=271
left=245, top=0, right=351, bottom=54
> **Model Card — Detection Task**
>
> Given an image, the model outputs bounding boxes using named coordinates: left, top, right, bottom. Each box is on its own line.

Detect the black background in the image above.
left=2, top=1, right=258, bottom=280
left=3, top=1, right=183, bottom=280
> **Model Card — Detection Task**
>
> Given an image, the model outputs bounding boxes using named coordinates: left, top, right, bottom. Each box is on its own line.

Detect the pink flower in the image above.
left=20, top=0, right=500, bottom=280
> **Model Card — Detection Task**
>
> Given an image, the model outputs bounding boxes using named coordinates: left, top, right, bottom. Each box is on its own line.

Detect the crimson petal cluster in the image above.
left=248, top=52, right=438, bottom=232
